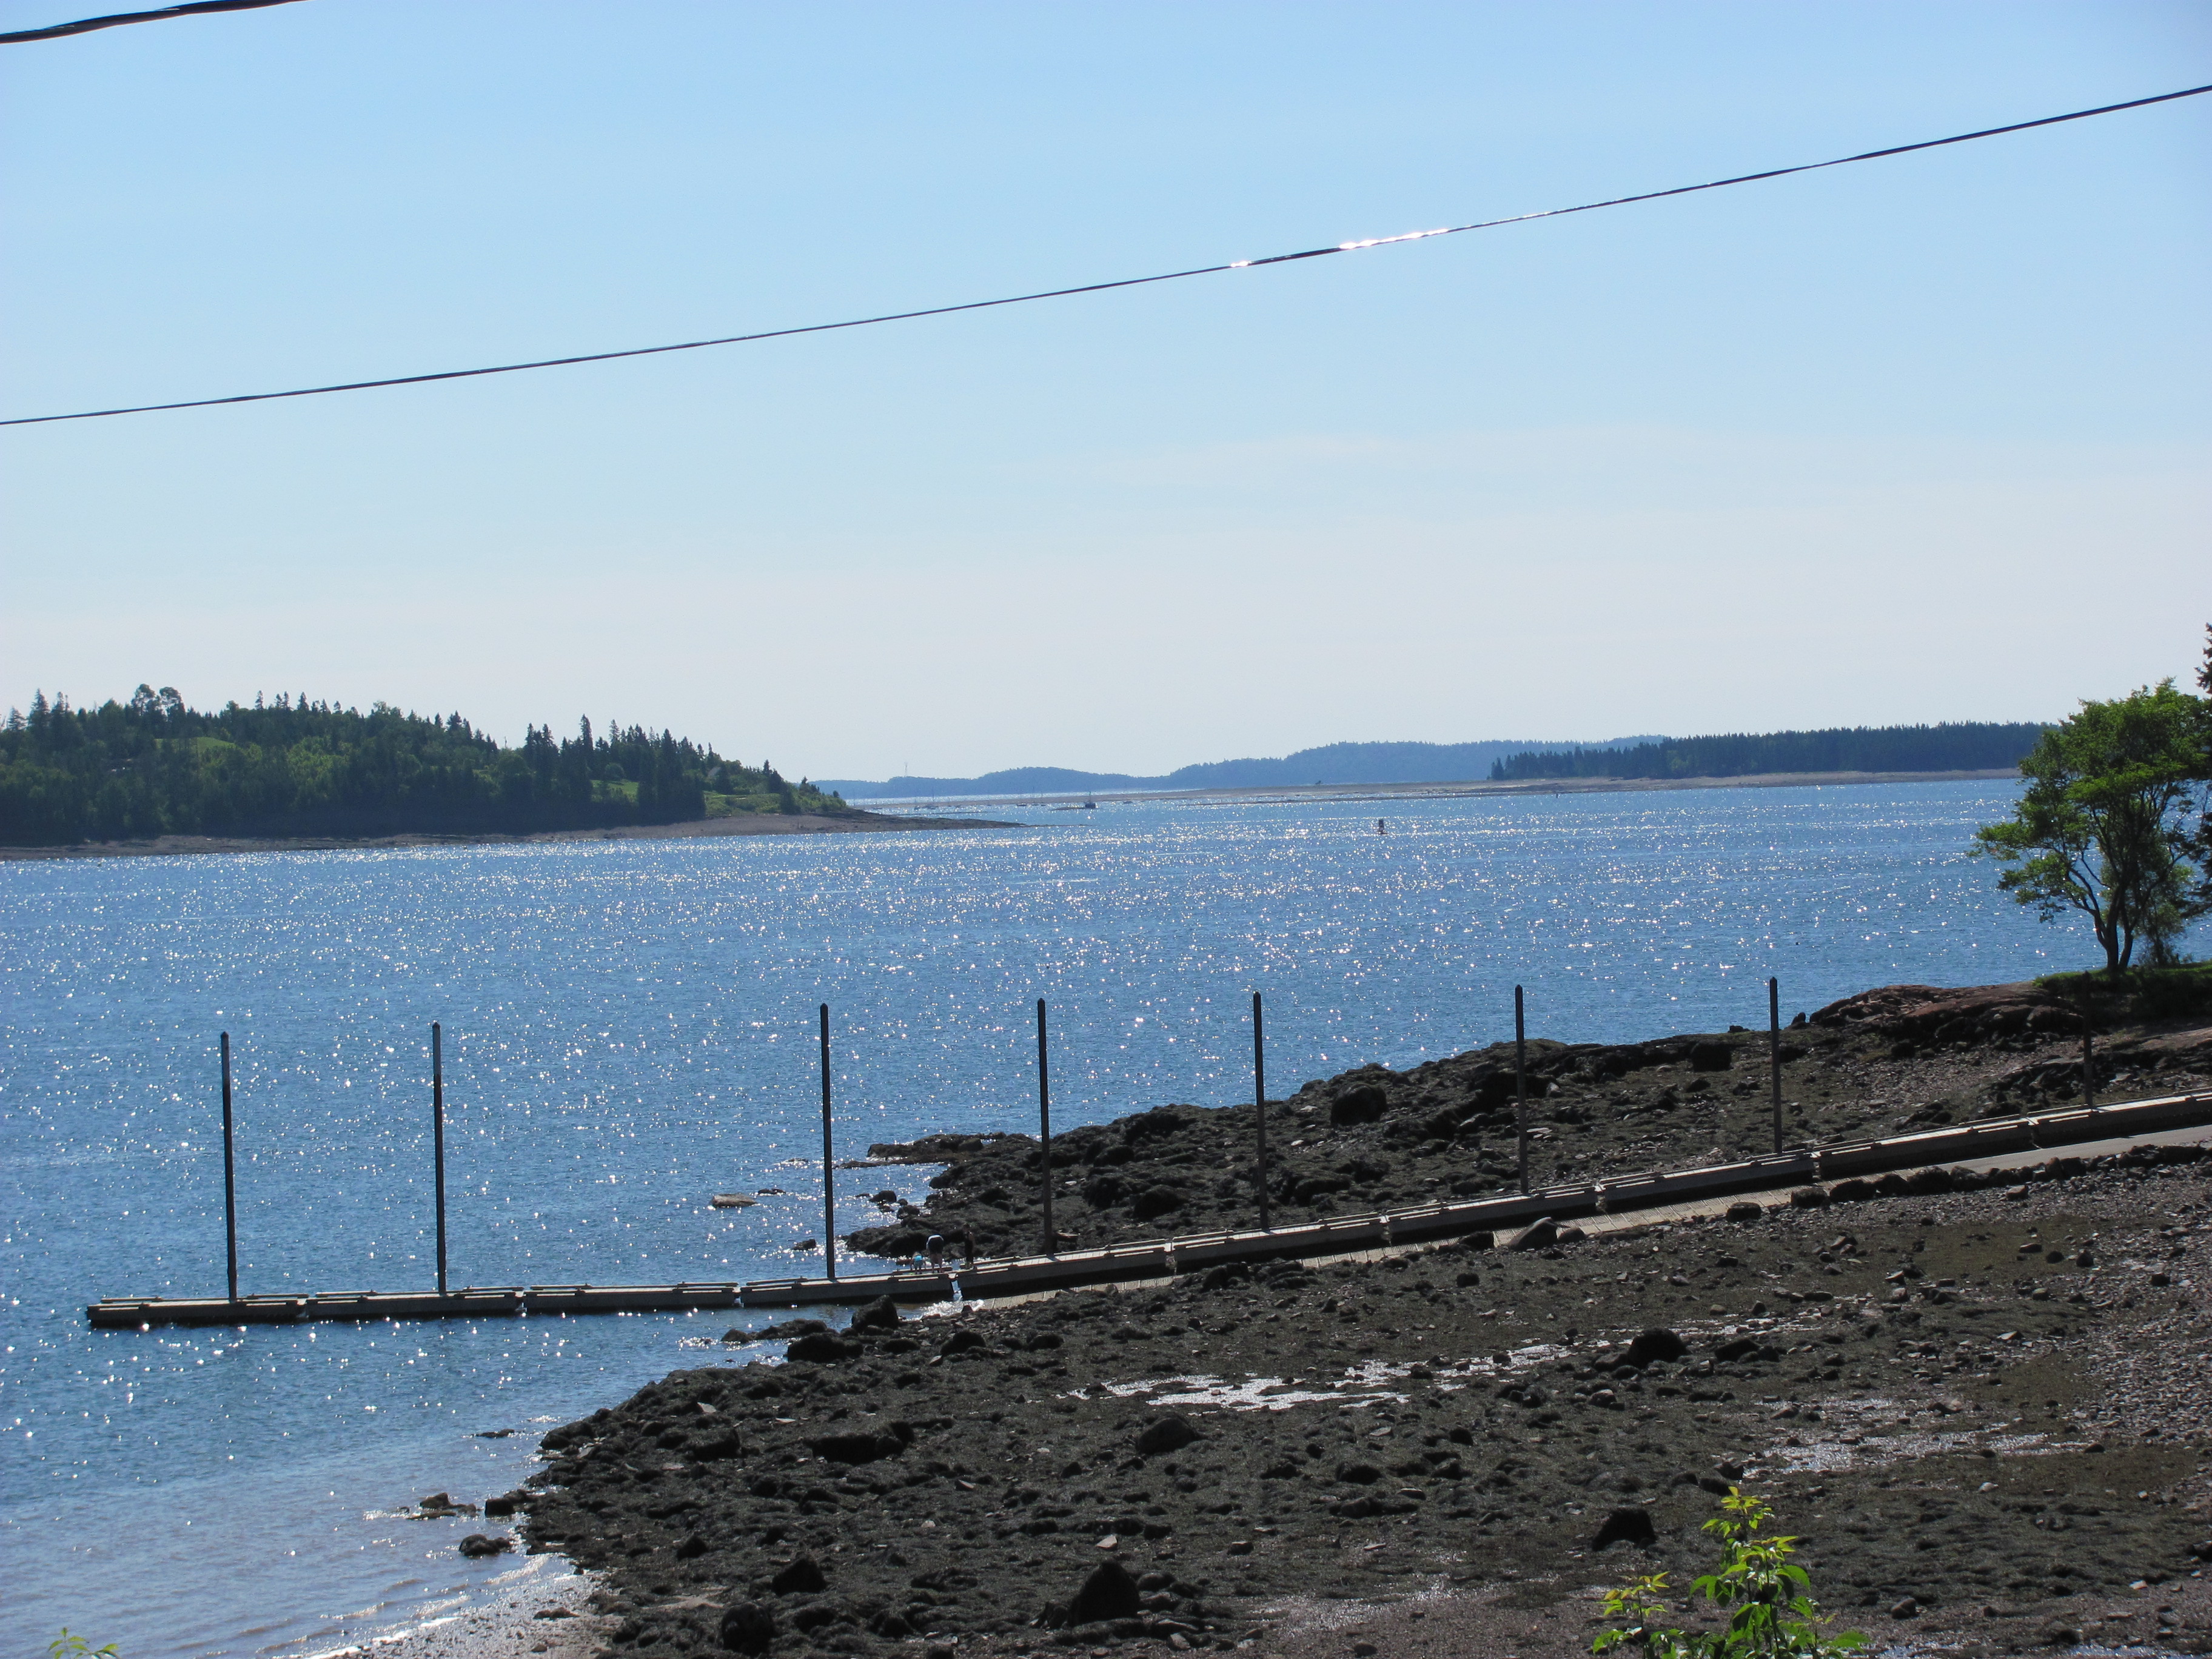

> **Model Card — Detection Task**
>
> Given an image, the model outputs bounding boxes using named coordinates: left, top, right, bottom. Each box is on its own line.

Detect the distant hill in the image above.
left=819, top=736, right=1666, bottom=800
left=1489, top=722, right=2045, bottom=782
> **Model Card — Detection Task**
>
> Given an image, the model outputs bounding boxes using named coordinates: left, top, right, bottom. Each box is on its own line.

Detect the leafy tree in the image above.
left=1973, top=678, right=2211, bottom=971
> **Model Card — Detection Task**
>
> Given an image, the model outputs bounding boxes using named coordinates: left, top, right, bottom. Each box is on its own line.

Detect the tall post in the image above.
left=819, top=1004, right=836, bottom=1281
left=1769, top=977, right=1784, bottom=1155
left=1514, top=987, right=1529, bottom=1195
left=1252, top=991, right=1272, bottom=1230
left=432, top=1022, right=449, bottom=1298
left=220, top=1031, right=238, bottom=1304
left=2080, top=980, right=2096, bottom=1113
left=1036, top=998, right=1054, bottom=1256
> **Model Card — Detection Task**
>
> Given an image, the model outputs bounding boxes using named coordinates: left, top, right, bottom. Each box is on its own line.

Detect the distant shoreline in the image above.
left=0, top=808, right=1019, bottom=863
left=857, top=765, right=2020, bottom=811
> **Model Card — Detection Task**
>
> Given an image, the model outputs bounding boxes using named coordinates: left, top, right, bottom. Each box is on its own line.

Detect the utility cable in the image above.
left=3, top=81, right=2204, bottom=427
left=0, top=0, right=307, bottom=46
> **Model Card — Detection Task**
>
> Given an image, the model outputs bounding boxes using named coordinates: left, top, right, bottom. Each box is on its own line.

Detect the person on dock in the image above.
left=927, top=1235, right=946, bottom=1269
left=962, top=1223, right=977, bottom=1265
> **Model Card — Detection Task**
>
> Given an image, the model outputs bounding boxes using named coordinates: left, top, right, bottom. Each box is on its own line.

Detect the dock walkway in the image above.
left=87, top=1088, right=2212, bottom=1330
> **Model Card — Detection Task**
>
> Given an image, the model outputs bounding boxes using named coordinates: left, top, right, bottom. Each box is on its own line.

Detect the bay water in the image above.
left=1, top=781, right=2086, bottom=1657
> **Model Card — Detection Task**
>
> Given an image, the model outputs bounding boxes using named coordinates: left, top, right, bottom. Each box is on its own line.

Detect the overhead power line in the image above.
left=0, top=0, right=308, bottom=46
left=4, top=82, right=2205, bottom=429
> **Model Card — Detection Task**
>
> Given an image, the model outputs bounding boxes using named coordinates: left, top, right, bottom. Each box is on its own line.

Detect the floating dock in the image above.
left=87, top=1088, right=2212, bottom=1330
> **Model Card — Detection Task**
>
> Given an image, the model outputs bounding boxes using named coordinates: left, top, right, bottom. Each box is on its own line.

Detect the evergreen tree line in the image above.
left=1487, top=721, right=2048, bottom=782
left=0, top=685, right=846, bottom=845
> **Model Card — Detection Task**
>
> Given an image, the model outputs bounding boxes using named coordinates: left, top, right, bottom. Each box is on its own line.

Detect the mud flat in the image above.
left=481, top=983, right=2212, bottom=1659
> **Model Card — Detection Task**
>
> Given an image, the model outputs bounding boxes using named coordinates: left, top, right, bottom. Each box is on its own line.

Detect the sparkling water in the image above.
left=1, top=781, right=2086, bottom=1657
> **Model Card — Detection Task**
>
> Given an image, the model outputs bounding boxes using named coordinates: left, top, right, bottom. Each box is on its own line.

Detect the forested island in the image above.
left=0, top=685, right=850, bottom=846
left=1488, top=719, right=2045, bottom=782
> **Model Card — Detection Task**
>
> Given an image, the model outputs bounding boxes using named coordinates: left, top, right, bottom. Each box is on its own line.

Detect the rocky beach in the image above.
left=448, top=982, right=2212, bottom=1659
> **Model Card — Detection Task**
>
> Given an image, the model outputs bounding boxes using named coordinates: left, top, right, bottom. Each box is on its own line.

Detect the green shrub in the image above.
left=1593, top=1489, right=1862, bottom=1659
left=50, top=1632, right=118, bottom=1659
left=2038, top=962, right=2212, bottom=1022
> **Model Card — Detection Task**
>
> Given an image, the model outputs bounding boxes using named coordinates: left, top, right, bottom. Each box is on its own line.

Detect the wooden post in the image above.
left=432, top=1022, right=448, bottom=1298
left=220, top=1031, right=238, bottom=1304
left=2080, top=981, right=2096, bottom=1113
left=1036, top=998, right=1054, bottom=1256
left=1769, top=977, right=1784, bottom=1155
left=819, top=1004, right=836, bottom=1280
left=1253, top=991, right=1271, bottom=1230
left=1514, top=986, right=1529, bottom=1195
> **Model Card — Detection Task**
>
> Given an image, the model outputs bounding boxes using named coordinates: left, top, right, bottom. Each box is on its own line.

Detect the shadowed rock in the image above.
left=1592, top=1507, right=1657, bottom=1550
left=1135, top=1414, right=1199, bottom=1456
left=719, top=1602, right=775, bottom=1654
left=771, top=1553, right=827, bottom=1595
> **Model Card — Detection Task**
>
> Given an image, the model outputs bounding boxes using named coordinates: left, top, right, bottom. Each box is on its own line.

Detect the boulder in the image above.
left=1066, top=1557, right=1143, bottom=1625
left=785, top=1332, right=860, bottom=1364
left=1789, top=1187, right=1831, bottom=1208
left=719, top=1603, right=776, bottom=1655
left=1724, top=1202, right=1764, bottom=1222
left=483, top=1489, right=528, bottom=1517
left=1134, top=1414, right=1200, bottom=1456
left=1829, top=1179, right=1875, bottom=1202
left=1687, top=1041, right=1733, bottom=1073
left=1626, top=1329, right=1688, bottom=1367
left=809, top=1425, right=912, bottom=1464
left=457, top=1533, right=512, bottom=1558
left=1507, top=1218, right=1559, bottom=1251
left=848, top=1296, right=902, bottom=1333
left=1591, top=1507, right=1657, bottom=1550
left=1131, top=1186, right=1186, bottom=1222
left=1330, top=1084, right=1389, bottom=1125
left=760, top=1318, right=831, bottom=1340
left=771, top=1554, right=828, bottom=1595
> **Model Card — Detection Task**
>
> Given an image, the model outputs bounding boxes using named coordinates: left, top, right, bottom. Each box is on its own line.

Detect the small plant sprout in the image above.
left=50, top=1632, right=119, bottom=1659
left=1592, top=1489, right=1864, bottom=1659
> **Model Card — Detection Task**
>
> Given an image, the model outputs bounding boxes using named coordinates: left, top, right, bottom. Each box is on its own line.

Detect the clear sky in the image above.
left=2, top=0, right=2205, bottom=779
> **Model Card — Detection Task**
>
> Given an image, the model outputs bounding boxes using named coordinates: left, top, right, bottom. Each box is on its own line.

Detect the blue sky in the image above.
left=1, top=0, right=2205, bottom=778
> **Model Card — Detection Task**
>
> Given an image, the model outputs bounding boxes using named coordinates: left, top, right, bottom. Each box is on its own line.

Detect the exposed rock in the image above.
left=759, top=1318, right=831, bottom=1340
left=771, top=1553, right=828, bottom=1595
left=457, top=1533, right=512, bottom=1558
left=785, top=1332, right=860, bottom=1363
left=848, top=1295, right=902, bottom=1333
left=719, top=1601, right=776, bottom=1654
left=1725, top=1201, right=1765, bottom=1221
left=1335, top=1461, right=1382, bottom=1485
left=1330, top=1084, right=1389, bottom=1125
left=1687, top=1041, right=1734, bottom=1073
left=1507, top=1218, right=1560, bottom=1251
left=1625, top=1329, right=1687, bottom=1367
left=809, top=1425, right=911, bottom=1464
left=1134, top=1414, right=1199, bottom=1456
left=1789, top=1186, right=1831, bottom=1208
left=1064, top=1557, right=1142, bottom=1626
left=1591, top=1507, right=1657, bottom=1550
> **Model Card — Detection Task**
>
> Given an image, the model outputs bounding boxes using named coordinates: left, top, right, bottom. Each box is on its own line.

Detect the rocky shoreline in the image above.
left=0, top=809, right=1016, bottom=862
left=845, top=981, right=2212, bottom=1265
left=477, top=984, right=2212, bottom=1659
